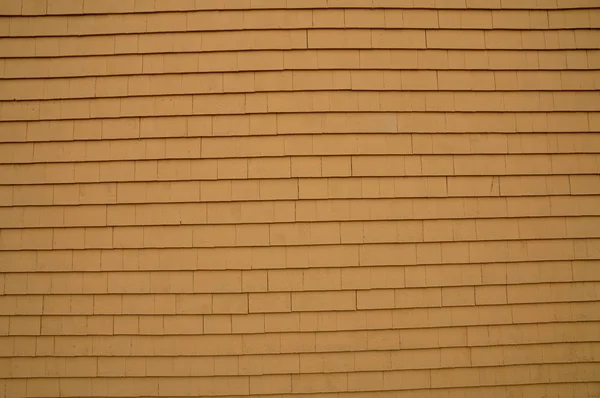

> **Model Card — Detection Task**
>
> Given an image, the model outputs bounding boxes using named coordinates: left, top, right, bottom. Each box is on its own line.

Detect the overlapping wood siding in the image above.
left=0, top=0, right=599, bottom=397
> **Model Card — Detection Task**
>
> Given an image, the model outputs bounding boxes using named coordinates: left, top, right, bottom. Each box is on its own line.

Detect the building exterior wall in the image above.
left=0, top=0, right=599, bottom=397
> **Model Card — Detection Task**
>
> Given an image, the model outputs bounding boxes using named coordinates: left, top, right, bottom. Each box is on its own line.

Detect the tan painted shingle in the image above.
left=0, top=1, right=599, bottom=396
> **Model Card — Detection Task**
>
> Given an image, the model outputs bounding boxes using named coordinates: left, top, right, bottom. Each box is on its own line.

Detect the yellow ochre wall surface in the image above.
left=0, top=0, right=599, bottom=397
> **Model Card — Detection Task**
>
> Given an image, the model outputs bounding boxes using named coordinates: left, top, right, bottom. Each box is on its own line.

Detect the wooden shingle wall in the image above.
left=0, top=0, right=599, bottom=397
